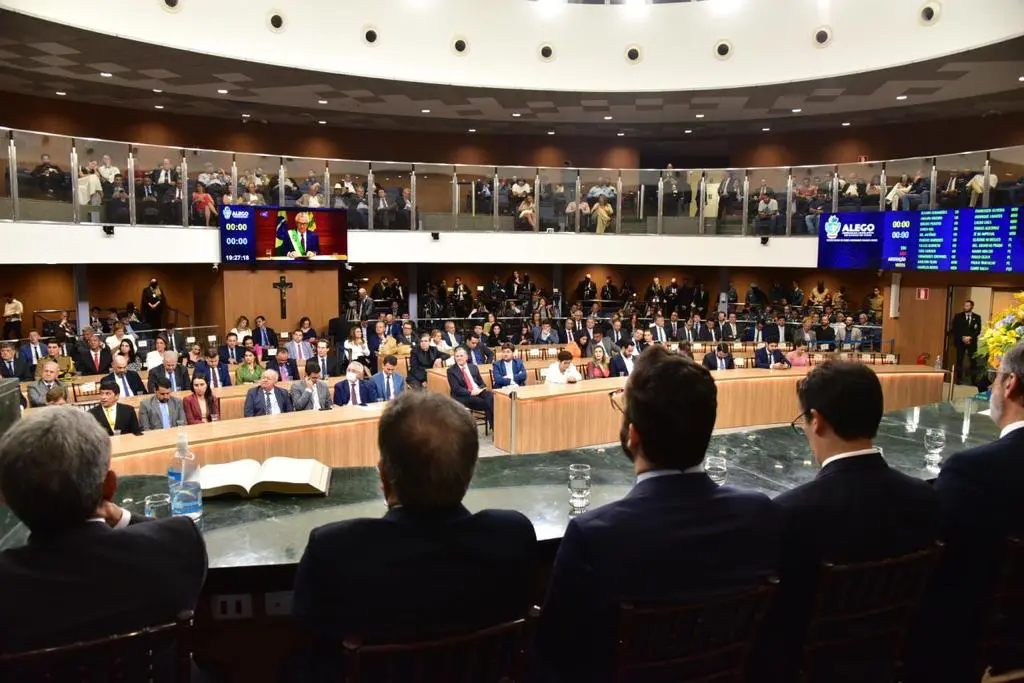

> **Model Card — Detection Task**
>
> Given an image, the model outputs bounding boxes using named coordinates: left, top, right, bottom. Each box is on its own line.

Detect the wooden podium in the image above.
left=221, top=268, right=340, bottom=339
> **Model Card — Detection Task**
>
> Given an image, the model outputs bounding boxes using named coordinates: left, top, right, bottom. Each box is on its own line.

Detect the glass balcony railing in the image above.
left=2, top=126, right=1023, bottom=234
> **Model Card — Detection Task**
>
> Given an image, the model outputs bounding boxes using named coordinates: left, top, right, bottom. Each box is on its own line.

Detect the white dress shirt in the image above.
left=503, top=360, right=519, bottom=387
left=545, top=362, right=582, bottom=385
left=1000, top=421, right=1024, bottom=439
left=87, top=509, right=131, bottom=529
left=264, top=389, right=281, bottom=414
left=622, top=354, right=635, bottom=374
left=145, top=350, right=165, bottom=370
left=636, top=464, right=704, bottom=484
left=820, top=447, right=881, bottom=470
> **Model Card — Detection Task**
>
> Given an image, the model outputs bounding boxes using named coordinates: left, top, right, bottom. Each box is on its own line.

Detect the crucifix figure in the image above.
left=273, top=275, right=293, bottom=319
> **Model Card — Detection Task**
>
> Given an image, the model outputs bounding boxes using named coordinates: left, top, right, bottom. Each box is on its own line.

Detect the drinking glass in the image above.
left=924, top=428, right=946, bottom=470
left=144, top=493, right=172, bottom=519
left=568, top=464, right=591, bottom=509
left=705, top=455, right=728, bottom=485
left=112, top=429, right=121, bottom=437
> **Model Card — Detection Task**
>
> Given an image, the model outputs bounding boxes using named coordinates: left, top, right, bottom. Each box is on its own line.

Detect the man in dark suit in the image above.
left=752, top=362, right=939, bottom=681
left=147, top=351, right=191, bottom=393
left=755, top=341, right=792, bottom=369
left=765, top=314, right=789, bottom=344
left=252, top=316, right=278, bottom=349
left=265, top=347, right=300, bottom=383
left=492, top=343, right=528, bottom=388
left=75, top=334, right=113, bottom=375
left=0, top=343, right=31, bottom=380
left=743, top=320, right=767, bottom=344
left=243, top=370, right=295, bottom=417
left=461, top=332, right=494, bottom=366
left=721, top=312, right=743, bottom=342
left=0, top=408, right=205, bottom=656
left=538, top=345, right=781, bottom=683
left=333, top=361, right=378, bottom=406
left=293, top=391, right=536, bottom=677
left=697, top=319, right=719, bottom=342
left=446, top=347, right=493, bottom=428
left=135, top=176, right=161, bottom=224
left=648, top=315, right=670, bottom=344
left=192, top=348, right=232, bottom=389
left=159, top=179, right=184, bottom=225
left=88, top=380, right=143, bottom=436
left=104, top=356, right=147, bottom=398
left=702, top=343, right=735, bottom=371
left=218, top=332, right=243, bottom=366
left=905, top=342, right=1024, bottom=683
left=609, top=340, right=637, bottom=377
left=441, top=321, right=462, bottom=350
left=312, top=340, right=342, bottom=380
left=408, top=333, right=450, bottom=390
left=950, top=299, right=983, bottom=385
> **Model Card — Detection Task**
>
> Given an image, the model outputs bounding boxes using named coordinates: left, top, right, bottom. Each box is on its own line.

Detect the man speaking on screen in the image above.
left=276, top=211, right=319, bottom=258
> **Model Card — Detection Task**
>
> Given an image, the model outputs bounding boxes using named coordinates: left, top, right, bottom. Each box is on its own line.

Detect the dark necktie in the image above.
left=384, top=376, right=392, bottom=400
left=320, top=358, right=327, bottom=376
left=5, top=361, right=12, bottom=375
left=264, top=391, right=272, bottom=414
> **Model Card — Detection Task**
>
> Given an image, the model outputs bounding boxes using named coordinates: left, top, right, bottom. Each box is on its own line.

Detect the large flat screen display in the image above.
left=219, top=206, right=348, bottom=264
left=816, top=207, right=1022, bottom=272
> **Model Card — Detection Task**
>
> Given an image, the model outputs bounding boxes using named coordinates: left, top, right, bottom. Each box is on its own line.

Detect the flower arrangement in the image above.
left=977, top=292, right=1024, bottom=370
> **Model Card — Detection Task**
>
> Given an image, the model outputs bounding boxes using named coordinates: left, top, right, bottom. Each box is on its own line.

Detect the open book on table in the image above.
left=200, top=457, right=331, bottom=498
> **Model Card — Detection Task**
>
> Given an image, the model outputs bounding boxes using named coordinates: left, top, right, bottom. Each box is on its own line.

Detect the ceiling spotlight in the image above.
left=616, top=132, right=625, bottom=137
left=154, top=105, right=164, bottom=109
left=99, top=72, right=113, bottom=78
left=317, top=120, right=327, bottom=125
left=695, top=113, right=705, bottom=119
left=762, top=127, right=771, bottom=132
left=684, top=129, right=693, bottom=134
left=512, top=112, right=521, bottom=118
left=241, top=113, right=251, bottom=118
left=420, top=108, right=431, bottom=113
left=55, top=91, right=66, bottom=96
left=1019, top=76, right=1024, bottom=82
left=468, top=128, right=477, bottom=133
left=791, top=108, right=802, bottom=113
left=603, top=115, right=613, bottom=120
left=841, top=121, right=851, bottom=127
left=217, top=89, right=229, bottom=94
left=547, top=131, right=555, bottom=135
left=152, top=88, right=163, bottom=93
left=896, top=95, right=908, bottom=100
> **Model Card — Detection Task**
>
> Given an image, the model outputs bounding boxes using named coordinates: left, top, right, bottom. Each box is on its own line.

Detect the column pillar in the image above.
left=73, top=264, right=90, bottom=330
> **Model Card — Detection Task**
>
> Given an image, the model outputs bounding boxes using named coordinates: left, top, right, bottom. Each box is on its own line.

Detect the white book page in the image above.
left=200, top=459, right=262, bottom=493
left=257, top=457, right=320, bottom=486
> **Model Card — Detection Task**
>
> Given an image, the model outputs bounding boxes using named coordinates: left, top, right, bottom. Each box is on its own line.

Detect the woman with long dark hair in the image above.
left=183, top=374, right=220, bottom=424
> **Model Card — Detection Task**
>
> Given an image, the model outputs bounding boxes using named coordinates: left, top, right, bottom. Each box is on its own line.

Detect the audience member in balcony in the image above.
left=804, top=189, right=829, bottom=234
left=240, top=182, right=264, bottom=206
left=297, top=182, right=323, bottom=208
left=134, top=176, right=161, bottom=224
left=540, top=345, right=779, bottom=683
left=371, top=188, right=392, bottom=229
left=900, top=171, right=931, bottom=210
left=330, top=183, right=348, bottom=208
left=514, top=195, right=537, bottom=231
left=151, top=158, right=178, bottom=194
left=755, top=191, right=779, bottom=235
left=511, top=176, right=532, bottom=207
left=592, top=194, right=614, bottom=235
left=967, top=169, right=998, bottom=208
left=159, top=179, right=185, bottom=224
left=885, top=174, right=911, bottom=211
left=394, top=187, right=413, bottom=229
left=348, top=186, right=369, bottom=229
left=31, top=154, right=64, bottom=197
left=96, top=154, right=120, bottom=185
left=104, top=174, right=130, bottom=223
left=716, top=171, right=739, bottom=220
left=755, top=362, right=938, bottom=682
left=190, top=182, right=216, bottom=226
left=786, top=338, right=810, bottom=367
left=76, top=166, right=103, bottom=222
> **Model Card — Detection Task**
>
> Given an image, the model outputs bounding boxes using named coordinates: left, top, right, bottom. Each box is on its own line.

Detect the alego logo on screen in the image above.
left=824, top=215, right=842, bottom=239
left=824, top=214, right=876, bottom=240
left=222, top=206, right=250, bottom=221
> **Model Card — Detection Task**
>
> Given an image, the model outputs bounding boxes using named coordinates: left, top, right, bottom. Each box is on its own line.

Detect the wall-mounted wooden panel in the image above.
left=221, top=268, right=340, bottom=338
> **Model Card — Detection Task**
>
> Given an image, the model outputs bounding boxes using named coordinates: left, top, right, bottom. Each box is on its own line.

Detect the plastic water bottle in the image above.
left=933, top=354, right=942, bottom=370
left=168, top=431, right=203, bottom=521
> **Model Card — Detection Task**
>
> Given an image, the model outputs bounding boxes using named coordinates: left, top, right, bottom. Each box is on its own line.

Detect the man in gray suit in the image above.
left=792, top=319, right=817, bottom=350
left=138, top=377, right=186, bottom=431
left=147, top=351, right=190, bottom=393
left=27, top=361, right=63, bottom=407
left=290, top=360, right=333, bottom=412
left=286, top=329, right=315, bottom=364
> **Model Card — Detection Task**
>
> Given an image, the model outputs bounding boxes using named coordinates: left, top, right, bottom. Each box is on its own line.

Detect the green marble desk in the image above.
left=0, top=398, right=995, bottom=569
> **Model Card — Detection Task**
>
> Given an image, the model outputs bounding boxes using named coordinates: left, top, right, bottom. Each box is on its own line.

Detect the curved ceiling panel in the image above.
left=3, top=0, right=1024, bottom=93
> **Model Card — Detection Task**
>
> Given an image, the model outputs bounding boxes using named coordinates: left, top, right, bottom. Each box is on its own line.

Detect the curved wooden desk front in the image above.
left=109, top=403, right=385, bottom=475
left=492, top=365, right=945, bottom=454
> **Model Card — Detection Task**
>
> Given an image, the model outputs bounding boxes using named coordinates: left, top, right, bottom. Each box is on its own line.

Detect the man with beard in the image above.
left=537, top=345, right=781, bottom=683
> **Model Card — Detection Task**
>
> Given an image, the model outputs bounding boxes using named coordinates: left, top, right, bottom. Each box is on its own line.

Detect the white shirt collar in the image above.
left=1000, top=420, right=1024, bottom=439
left=636, top=464, right=704, bottom=484
left=821, top=447, right=882, bottom=470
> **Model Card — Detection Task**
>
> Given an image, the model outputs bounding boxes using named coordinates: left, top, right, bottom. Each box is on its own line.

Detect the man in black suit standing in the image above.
left=905, top=342, right=1024, bottom=683
left=539, top=345, right=780, bottom=683
left=446, top=347, right=493, bottom=429
left=950, top=299, right=983, bottom=385
left=293, top=391, right=536, bottom=676
left=88, top=380, right=143, bottom=436
left=702, top=343, right=735, bottom=371
left=752, top=362, right=939, bottom=681
left=0, top=408, right=206, bottom=656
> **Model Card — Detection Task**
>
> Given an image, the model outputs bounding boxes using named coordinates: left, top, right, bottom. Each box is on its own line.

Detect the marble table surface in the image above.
left=0, top=398, right=994, bottom=569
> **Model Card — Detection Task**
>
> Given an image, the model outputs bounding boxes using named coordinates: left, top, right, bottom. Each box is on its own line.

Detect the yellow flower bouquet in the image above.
left=977, top=293, right=1024, bottom=370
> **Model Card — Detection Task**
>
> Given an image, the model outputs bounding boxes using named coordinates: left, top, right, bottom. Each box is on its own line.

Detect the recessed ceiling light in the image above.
left=616, top=132, right=625, bottom=137
left=99, top=72, right=112, bottom=78
left=55, top=91, right=66, bottom=96
left=468, top=128, right=476, bottom=133
left=547, top=131, right=555, bottom=135
left=684, top=129, right=693, bottom=134
left=318, top=99, right=328, bottom=104
left=695, top=113, right=705, bottom=119
left=896, top=95, right=907, bottom=100
left=420, top=108, right=431, bottom=113
left=1019, top=76, right=1024, bottom=82
left=241, top=113, right=251, bottom=118
left=317, top=120, right=327, bottom=125
left=152, top=88, right=163, bottom=93
left=154, top=105, right=164, bottom=109
left=603, top=115, right=613, bottom=120
left=841, top=121, right=851, bottom=127
left=762, top=127, right=771, bottom=132
left=791, top=108, right=802, bottom=113
left=217, top=89, right=229, bottom=94
left=512, top=112, right=521, bottom=118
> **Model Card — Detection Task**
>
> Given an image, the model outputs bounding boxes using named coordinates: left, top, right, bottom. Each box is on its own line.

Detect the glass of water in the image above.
left=144, top=493, right=172, bottom=519
left=568, top=464, right=591, bottom=509
left=705, top=455, right=728, bottom=485
left=923, top=428, right=946, bottom=470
